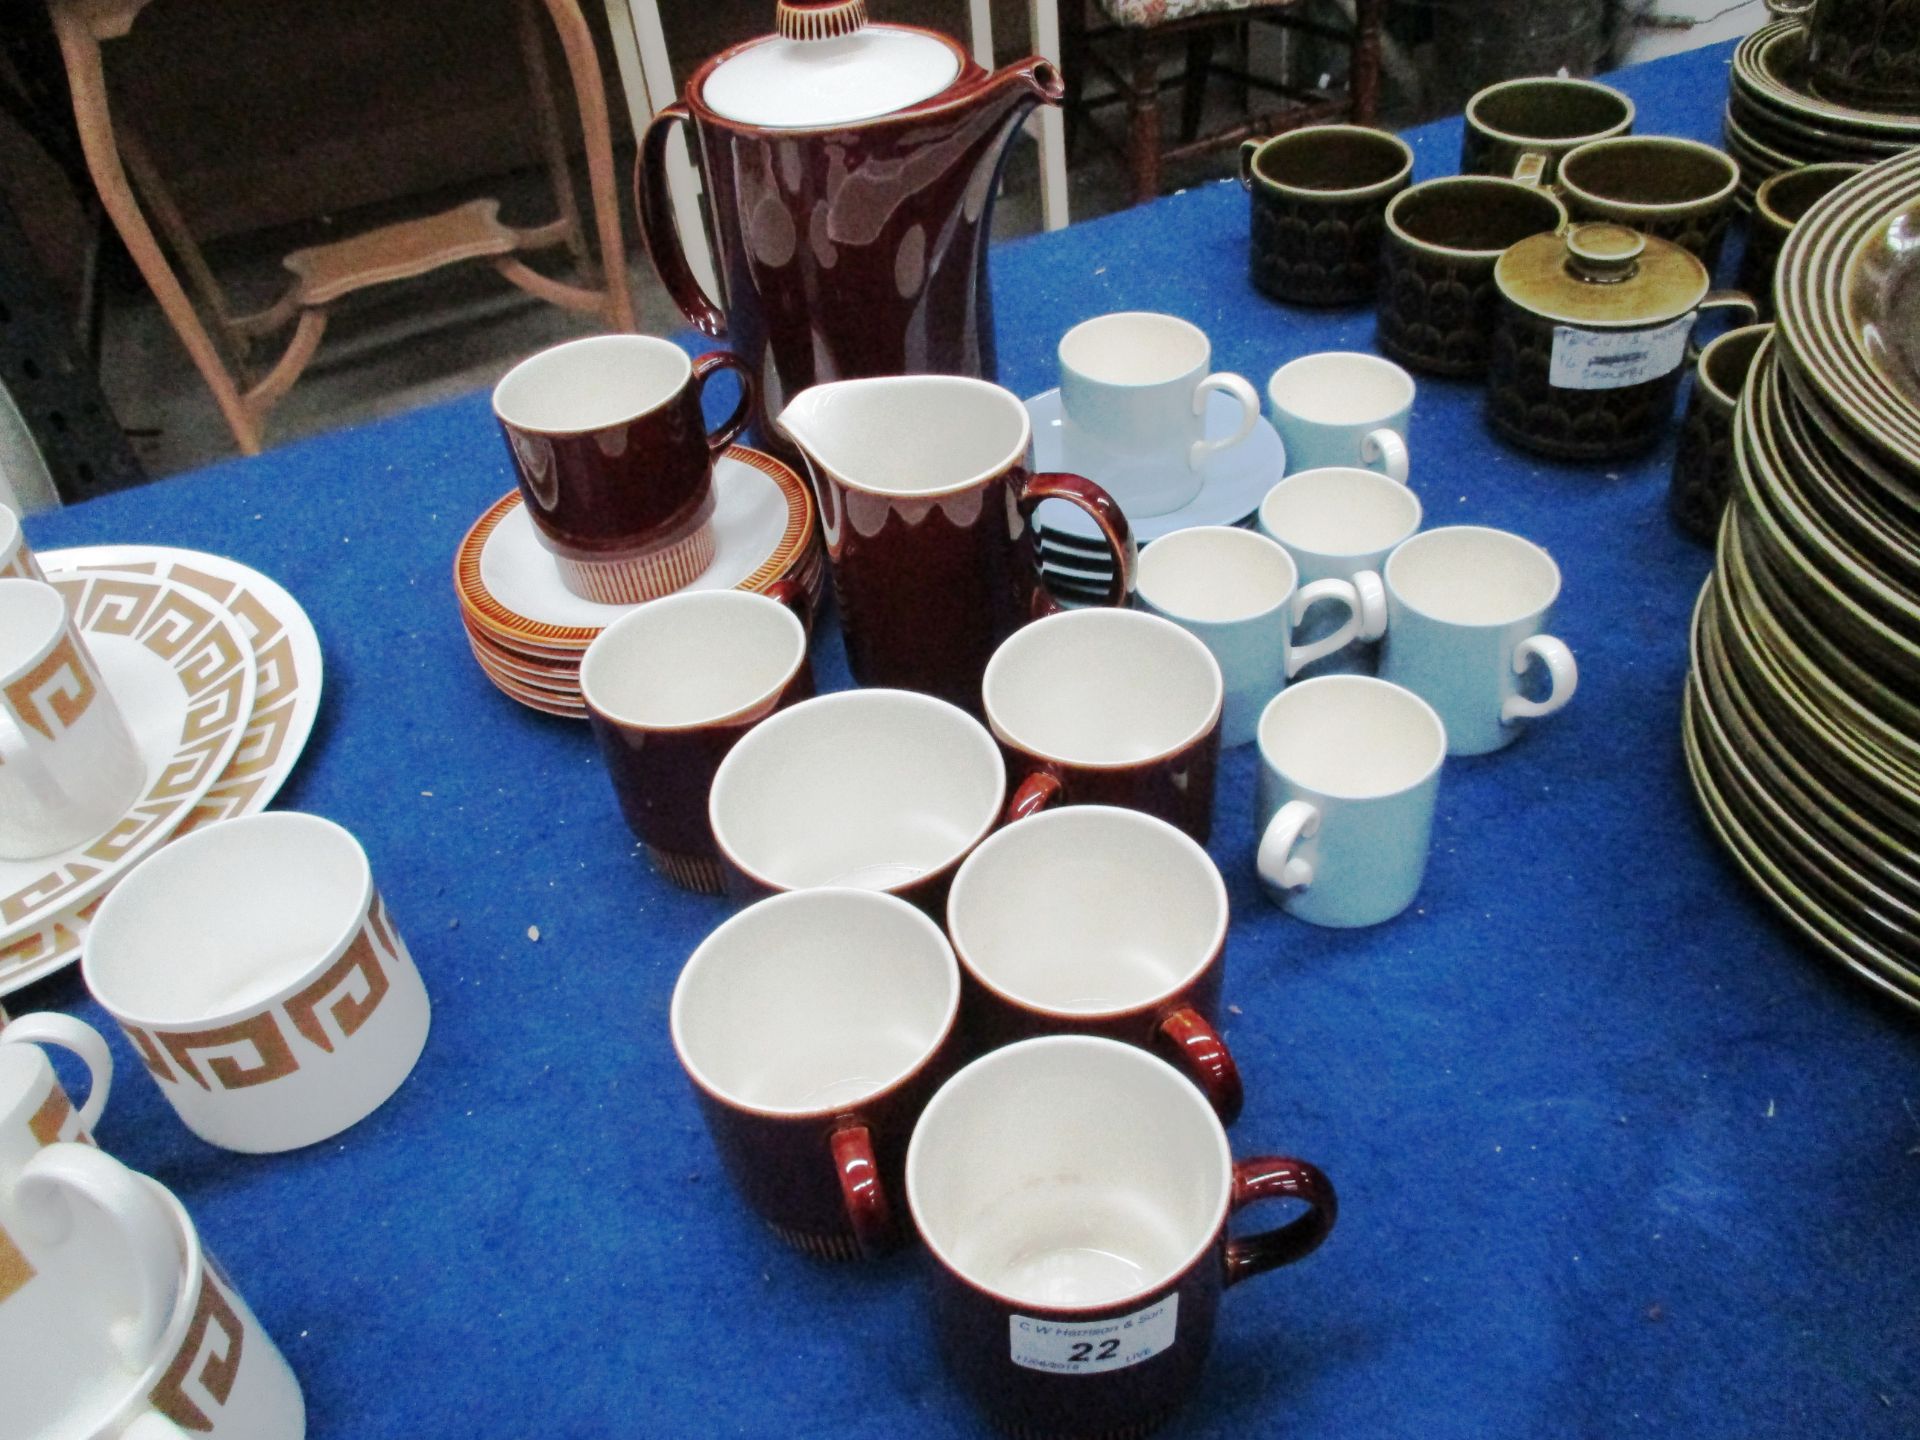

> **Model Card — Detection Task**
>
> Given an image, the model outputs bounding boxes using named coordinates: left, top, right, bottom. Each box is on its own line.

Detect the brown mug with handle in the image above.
left=946, top=804, right=1244, bottom=1123
left=907, top=1036, right=1336, bottom=1437
left=670, top=888, right=963, bottom=1261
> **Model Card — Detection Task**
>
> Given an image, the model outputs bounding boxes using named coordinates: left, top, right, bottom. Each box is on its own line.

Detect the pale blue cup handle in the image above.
left=1501, top=635, right=1579, bottom=725
left=1190, top=374, right=1260, bottom=471
left=1352, top=570, right=1387, bottom=643
left=1257, top=799, right=1319, bottom=892
left=1287, top=578, right=1364, bottom=674
left=1360, top=428, right=1409, bottom=483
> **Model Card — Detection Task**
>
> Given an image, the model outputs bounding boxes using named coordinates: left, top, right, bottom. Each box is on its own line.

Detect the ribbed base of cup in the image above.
left=646, top=846, right=724, bottom=895
left=767, top=1221, right=865, bottom=1263
left=553, top=521, right=716, bottom=605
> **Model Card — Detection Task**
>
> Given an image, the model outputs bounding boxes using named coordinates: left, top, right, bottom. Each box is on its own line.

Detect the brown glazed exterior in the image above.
left=689, top=1036, right=959, bottom=1261
left=636, top=41, right=1064, bottom=454
left=716, top=842, right=968, bottom=920
left=999, top=724, right=1221, bottom=846
left=958, top=952, right=1242, bottom=1123
left=586, top=659, right=814, bottom=894
left=1378, top=177, right=1567, bottom=378
left=1738, top=163, right=1865, bottom=319
left=812, top=464, right=1133, bottom=711
left=1670, top=324, right=1771, bottom=543
left=1556, top=137, right=1741, bottom=269
left=1788, top=0, right=1920, bottom=108
left=1240, top=128, right=1412, bottom=307
left=929, top=1158, right=1336, bottom=1439
left=495, top=350, right=751, bottom=561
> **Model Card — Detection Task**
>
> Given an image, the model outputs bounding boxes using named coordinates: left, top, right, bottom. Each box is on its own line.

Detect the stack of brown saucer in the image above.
left=1683, top=149, right=1920, bottom=1006
left=1724, top=20, right=1920, bottom=207
left=454, top=446, right=822, bottom=717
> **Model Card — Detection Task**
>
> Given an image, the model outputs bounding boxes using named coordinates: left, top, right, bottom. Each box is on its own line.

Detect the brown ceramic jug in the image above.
left=636, top=0, right=1064, bottom=453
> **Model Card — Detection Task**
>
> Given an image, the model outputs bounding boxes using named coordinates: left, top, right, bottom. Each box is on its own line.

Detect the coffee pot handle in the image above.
left=636, top=105, right=727, bottom=338
left=1155, top=1008, right=1243, bottom=1124
left=1223, top=1156, right=1338, bottom=1285
left=1016, top=473, right=1138, bottom=614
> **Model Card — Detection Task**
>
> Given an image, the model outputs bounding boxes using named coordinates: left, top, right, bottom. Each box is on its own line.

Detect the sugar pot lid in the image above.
left=1495, top=222, right=1709, bottom=329
left=699, top=1, right=965, bottom=129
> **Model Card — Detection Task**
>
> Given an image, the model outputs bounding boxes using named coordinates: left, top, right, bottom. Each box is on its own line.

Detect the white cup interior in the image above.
left=708, top=689, right=1004, bottom=892
left=908, top=1036, right=1229, bottom=1308
left=778, top=376, right=1028, bottom=497
left=1259, top=468, right=1422, bottom=558
left=492, top=334, right=692, bottom=435
left=1267, top=352, right=1414, bottom=425
left=1059, top=312, right=1209, bottom=386
left=984, top=610, right=1222, bottom=766
left=672, top=889, right=957, bottom=1114
left=579, top=591, right=804, bottom=729
left=84, top=813, right=371, bottom=1025
left=1258, top=675, right=1446, bottom=799
left=1134, top=526, right=1297, bottom=624
left=0, top=578, right=64, bottom=678
left=1386, top=526, right=1561, bottom=626
left=947, top=807, right=1225, bottom=1016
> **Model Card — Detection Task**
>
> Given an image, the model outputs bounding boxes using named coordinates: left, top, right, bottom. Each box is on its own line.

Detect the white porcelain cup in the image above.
left=707, top=688, right=1006, bottom=909
left=0, top=578, right=145, bottom=861
left=1058, top=313, right=1259, bottom=518
left=1265, top=352, right=1414, bottom=480
left=1, top=1137, right=180, bottom=1439
left=1, top=505, right=45, bottom=581
left=1255, top=676, right=1447, bottom=927
left=1378, top=525, right=1578, bottom=756
left=1134, top=527, right=1363, bottom=749
left=1256, top=465, right=1419, bottom=674
left=83, top=812, right=432, bottom=1153
left=77, top=1169, right=305, bottom=1439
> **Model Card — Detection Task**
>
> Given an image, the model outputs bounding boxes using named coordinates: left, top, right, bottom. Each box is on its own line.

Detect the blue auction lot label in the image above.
left=1549, top=315, right=1695, bottom=390
left=1008, top=1295, right=1179, bottom=1374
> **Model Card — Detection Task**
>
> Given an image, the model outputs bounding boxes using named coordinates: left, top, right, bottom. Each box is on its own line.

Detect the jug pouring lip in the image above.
left=777, top=375, right=1035, bottom=500
left=682, top=33, right=1062, bottom=137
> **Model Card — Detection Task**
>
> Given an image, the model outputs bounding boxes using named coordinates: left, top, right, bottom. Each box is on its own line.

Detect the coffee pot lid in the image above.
left=700, top=1, right=963, bottom=129
left=1495, top=222, right=1709, bottom=328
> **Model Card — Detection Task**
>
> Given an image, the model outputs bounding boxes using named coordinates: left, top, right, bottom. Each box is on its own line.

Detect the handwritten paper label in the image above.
left=1008, top=1295, right=1179, bottom=1374
left=1548, top=315, right=1695, bottom=390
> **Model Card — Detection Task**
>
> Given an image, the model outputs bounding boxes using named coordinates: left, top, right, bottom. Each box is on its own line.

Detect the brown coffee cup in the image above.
left=671, top=888, right=961, bottom=1260
left=1239, top=125, right=1413, bottom=307
left=945, top=805, right=1242, bottom=1122
left=982, top=609, right=1223, bottom=845
left=906, top=1036, right=1336, bottom=1437
left=1670, top=323, right=1771, bottom=544
left=1557, top=136, right=1742, bottom=268
left=1739, top=163, right=1865, bottom=318
left=1378, top=175, right=1568, bottom=378
left=493, top=334, right=752, bottom=604
left=579, top=584, right=813, bottom=893
left=1461, top=76, right=1635, bottom=185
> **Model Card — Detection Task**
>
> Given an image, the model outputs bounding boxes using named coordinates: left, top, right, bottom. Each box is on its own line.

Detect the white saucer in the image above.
left=477, top=453, right=799, bottom=634
left=1026, top=388, right=1285, bottom=547
left=0, top=568, right=257, bottom=978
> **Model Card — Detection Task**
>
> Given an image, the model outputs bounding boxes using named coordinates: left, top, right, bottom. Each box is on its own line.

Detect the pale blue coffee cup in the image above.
left=1265, top=352, right=1414, bottom=479
left=1254, top=675, right=1446, bottom=927
left=1378, top=525, right=1578, bottom=757
left=1135, top=526, right=1365, bottom=749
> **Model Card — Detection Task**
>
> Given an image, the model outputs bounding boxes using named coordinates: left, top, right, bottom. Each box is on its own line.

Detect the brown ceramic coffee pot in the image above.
left=636, top=0, right=1064, bottom=453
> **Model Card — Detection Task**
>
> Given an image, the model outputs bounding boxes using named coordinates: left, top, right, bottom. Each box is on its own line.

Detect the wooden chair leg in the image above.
left=51, top=2, right=262, bottom=454
left=517, top=0, right=593, bottom=281
left=1125, top=31, right=1162, bottom=206
left=1349, top=0, right=1383, bottom=124
left=537, top=0, right=635, bottom=331
left=1180, top=27, right=1215, bottom=143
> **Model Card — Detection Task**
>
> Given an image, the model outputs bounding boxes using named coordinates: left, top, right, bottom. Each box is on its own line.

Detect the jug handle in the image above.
left=1017, top=473, right=1137, bottom=614
left=636, top=104, right=727, bottom=339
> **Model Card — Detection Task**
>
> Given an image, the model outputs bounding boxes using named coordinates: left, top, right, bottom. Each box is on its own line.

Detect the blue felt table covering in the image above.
left=15, top=39, right=1919, bottom=1439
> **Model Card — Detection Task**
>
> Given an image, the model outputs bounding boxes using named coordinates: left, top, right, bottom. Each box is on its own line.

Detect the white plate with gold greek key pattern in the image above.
left=0, top=568, right=258, bottom=992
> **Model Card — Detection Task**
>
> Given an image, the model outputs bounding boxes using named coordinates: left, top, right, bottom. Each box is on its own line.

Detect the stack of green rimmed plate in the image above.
left=1684, top=149, right=1920, bottom=1007
left=1724, top=21, right=1920, bottom=208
